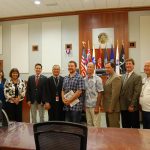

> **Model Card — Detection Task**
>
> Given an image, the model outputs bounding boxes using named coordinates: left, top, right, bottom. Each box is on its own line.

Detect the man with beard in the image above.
left=62, top=60, right=85, bottom=123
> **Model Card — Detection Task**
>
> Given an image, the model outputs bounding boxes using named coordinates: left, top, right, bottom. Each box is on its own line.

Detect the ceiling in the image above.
left=0, top=0, right=150, bottom=18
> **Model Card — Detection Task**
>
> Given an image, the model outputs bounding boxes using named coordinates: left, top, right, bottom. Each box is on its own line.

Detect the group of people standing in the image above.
left=0, top=59, right=150, bottom=129
left=103, top=59, right=142, bottom=128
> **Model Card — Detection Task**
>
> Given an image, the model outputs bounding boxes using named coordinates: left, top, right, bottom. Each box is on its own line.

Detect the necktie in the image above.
left=35, top=76, right=39, bottom=86
left=55, top=77, right=58, bottom=85
left=123, top=73, right=129, bottom=86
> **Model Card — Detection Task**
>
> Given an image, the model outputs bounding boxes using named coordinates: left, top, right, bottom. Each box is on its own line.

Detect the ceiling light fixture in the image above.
left=34, top=0, right=41, bottom=5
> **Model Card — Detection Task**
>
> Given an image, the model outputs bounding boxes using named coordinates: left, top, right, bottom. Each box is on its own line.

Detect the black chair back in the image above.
left=33, top=121, right=87, bottom=150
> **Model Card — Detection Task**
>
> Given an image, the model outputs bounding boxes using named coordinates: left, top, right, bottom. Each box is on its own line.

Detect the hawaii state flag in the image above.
left=97, top=47, right=102, bottom=69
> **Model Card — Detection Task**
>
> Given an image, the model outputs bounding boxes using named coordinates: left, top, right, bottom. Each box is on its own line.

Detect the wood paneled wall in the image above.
left=79, top=11, right=128, bottom=68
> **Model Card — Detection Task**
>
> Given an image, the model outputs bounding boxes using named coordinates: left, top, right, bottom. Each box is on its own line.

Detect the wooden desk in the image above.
left=22, top=97, right=30, bottom=123
left=0, top=122, right=150, bottom=150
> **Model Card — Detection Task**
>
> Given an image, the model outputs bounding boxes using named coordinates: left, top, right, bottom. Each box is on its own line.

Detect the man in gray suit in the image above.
left=103, top=62, right=122, bottom=127
left=120, top=58, right=142, bottom=128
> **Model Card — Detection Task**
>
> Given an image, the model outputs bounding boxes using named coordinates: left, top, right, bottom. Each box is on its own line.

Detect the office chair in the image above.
left=33, top=121, right=87, bottom=150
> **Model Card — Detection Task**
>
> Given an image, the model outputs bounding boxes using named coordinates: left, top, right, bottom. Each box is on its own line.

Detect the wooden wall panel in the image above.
left=79, top=11, right=128, bottom=69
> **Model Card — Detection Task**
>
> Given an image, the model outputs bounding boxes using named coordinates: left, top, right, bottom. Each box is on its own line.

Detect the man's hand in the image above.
left=107, top=108, right=113, bottom=113
left=94, top=106, right=99, bottom=114
left=83, top=106, right=86, bottom=112
left=63, top=98, right=70, bottom=106
left=128, top=105, right=134, bottom=112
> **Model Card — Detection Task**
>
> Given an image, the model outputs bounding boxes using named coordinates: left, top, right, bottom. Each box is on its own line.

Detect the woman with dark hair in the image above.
left=4, top=68, right=26, bottom=122
left=0, top=70, right=6, bottom=108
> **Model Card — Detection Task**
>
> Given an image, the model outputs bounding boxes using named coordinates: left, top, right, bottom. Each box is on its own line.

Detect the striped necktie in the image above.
left=123, top=73, right=129, bottom=85
left=35, top=76, right=39, bottom=86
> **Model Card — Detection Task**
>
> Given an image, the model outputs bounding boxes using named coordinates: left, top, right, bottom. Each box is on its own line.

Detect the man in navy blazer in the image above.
left=26, top=63, right=47, bottom=123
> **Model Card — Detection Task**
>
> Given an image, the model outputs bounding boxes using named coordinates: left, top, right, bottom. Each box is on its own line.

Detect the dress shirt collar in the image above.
left=144, top=76, right=150, bottom=82
left=126, top=71, right=133, bottom=78
left=87, top=74, right=94, bottom=79
left=53, top=75, right=59, bottom=78
left=35, top=74, right=41, bottom=78
left=69, top=72, right=77, bottom=78
left=108, top=72, right=115, bottom=78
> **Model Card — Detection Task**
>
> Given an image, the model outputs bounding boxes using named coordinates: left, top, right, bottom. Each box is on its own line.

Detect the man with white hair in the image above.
left=140, top=61, right=150, bottom=129
left=84, top=62, right=103, bottom=127
left=44, top=65, right=64, bottom=121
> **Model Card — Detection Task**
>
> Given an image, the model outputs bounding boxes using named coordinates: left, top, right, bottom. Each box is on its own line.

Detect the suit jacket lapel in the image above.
left=105, top=74, right=115, bottom=85
left=123, top=72, right=135, bottom=89
left=32, top=75, right=36, bottom=88
left=52, top=76, right=59, bottom=88
left=52, top=76, right=57, bottom=87
left=38, top=75, right=43, bottom=86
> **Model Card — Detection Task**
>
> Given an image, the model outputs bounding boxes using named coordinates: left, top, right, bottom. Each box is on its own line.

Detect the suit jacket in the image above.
left=120, top=72, right=142, bottom=111
left=26, top=75, right=47, bottom=104
left=103, top=73, right=121, bottom=112
left=44, top=76, right=64, bottom=107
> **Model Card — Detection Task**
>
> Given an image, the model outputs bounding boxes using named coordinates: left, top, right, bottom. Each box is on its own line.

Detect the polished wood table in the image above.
left=0, top=122, right=150, bottom=150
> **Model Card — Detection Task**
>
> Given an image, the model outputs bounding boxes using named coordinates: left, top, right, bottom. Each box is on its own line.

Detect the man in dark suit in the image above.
left=26, top=63, right=47, bottom=123
left=120, top=58, right=142, bottom=128
left=103, top=62, right=122, bottom=127
left=44, top=65, right=64, bottom=121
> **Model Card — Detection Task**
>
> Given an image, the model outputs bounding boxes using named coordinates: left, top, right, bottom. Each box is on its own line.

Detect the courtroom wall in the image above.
left=129, top=10, right=150, bottom=76
left=0, top=15, right=79, bottom=80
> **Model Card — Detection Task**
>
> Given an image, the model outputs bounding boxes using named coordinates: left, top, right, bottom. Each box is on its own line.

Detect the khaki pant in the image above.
left=86, top=107, right=101, bottom=127
left=106, top=112, right=120, bottom=128
left=30, top=101, right=45, bottom=123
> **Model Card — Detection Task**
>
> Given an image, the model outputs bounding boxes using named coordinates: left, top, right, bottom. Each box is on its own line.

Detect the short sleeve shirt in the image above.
left=85, top=75, right=103, bottom=107
left=62, top=72, right=85, bottom=111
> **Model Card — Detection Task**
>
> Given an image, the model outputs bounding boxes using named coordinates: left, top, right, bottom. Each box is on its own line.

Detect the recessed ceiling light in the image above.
left=34, top=0, right=41, bottom=5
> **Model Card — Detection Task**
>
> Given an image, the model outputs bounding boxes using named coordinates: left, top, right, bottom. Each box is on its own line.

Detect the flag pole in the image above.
left=92, top=44, right=96, bottom=70
left=88, top=40, right=90, bottom=49
left=115, top=40, right=120, bottom=75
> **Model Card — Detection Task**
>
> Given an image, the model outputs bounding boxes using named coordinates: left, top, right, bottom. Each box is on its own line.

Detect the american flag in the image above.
left=81, top=47, right=87, bottom=77
left=97, top=47, right=102, bottom=69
